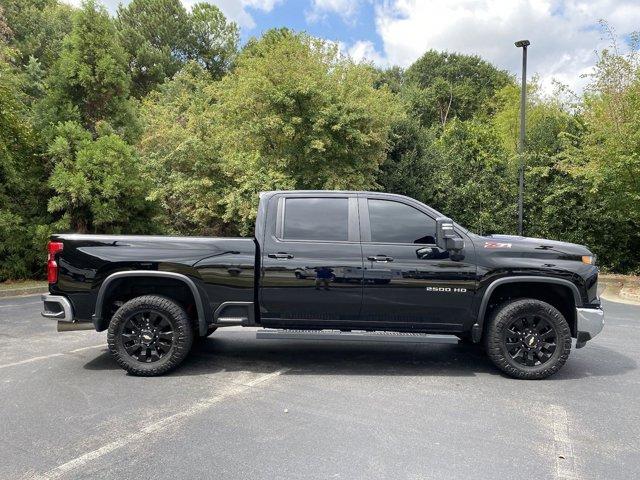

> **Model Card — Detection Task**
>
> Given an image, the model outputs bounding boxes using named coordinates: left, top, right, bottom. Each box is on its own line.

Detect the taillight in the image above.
left=47, top=241, right=64, bottom=284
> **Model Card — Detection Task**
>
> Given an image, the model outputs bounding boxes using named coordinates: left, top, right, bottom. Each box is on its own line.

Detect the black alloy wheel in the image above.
left=121, top=310, right=175, bottom=363
left=503, top=314, right=558, bottom=367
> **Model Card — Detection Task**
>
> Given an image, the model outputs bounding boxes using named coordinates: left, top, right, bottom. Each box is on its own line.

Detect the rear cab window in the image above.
left=282, top=197, right=349, bottom=242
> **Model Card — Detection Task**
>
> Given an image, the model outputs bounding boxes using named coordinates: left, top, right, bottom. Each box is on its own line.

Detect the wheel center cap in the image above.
left=141, top=330, right=154, bottom=343
left=525, top=334, right=537, bottom=347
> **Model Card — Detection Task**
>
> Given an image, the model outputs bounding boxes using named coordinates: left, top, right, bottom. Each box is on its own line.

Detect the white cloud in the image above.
left=347, top=40, right=388, bottom=66
left=363, top=0, right=640, bottom=93
left=306, top=0, right=361, bottom=24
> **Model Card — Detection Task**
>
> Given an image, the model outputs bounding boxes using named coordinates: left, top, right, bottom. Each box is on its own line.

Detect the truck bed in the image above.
left=50, top=234, right=257, bottom=323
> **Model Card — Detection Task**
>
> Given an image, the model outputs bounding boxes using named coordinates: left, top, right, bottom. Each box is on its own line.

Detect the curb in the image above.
left=599, top=275, right=640, bottom=303
left=620, top=287, right=640, bottom=302
left=0, top=286, right=48, bottom=299
left=599, top=277, right=640, bottom=305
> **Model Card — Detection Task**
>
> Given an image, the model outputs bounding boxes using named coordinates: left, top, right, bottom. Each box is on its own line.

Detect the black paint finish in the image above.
left=49, top=190, right=600, bottom=337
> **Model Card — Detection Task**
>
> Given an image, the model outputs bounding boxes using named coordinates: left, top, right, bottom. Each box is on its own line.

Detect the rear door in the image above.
left=260, top=193, right=364, bottom=327
left=359, top=194, right=476, bottom=331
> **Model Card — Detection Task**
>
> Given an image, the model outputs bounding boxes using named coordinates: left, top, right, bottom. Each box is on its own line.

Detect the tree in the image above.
left=138, top=62, right=229, bottom=235
left=40, top=0, right=138, bottom=141
left=0, top=46, right=49, bottom=280
left=431, top=120, right=516, bottom=235
left=47, top=121, right=156, bottom=233
left=557, top=31, right=640, bottom=272
left=188, top=3, right=239, bottom=79
left=0, top=5, right=12, bottom=43
left=1, top=0, right=74, bottom=69
left=375, top=117, right=439, bottom=202
left=116, top=0, right=190, bottom=97
left=211, top=29, right=403, bottom=231
left=405, top=50, right=512, bottom=128
left=117, top=0, right=238, bottom=97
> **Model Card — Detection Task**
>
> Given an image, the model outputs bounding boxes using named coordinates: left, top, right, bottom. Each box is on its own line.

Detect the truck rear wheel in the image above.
left=107, top=295, right=194, bottom=376
left=485, top=298, right=571, bottom=379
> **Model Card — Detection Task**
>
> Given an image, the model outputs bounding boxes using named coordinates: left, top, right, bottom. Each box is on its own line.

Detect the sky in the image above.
left=73, top=0, right=640, bottom=93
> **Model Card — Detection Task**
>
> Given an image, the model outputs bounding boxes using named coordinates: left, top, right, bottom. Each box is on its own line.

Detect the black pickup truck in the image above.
left=42, top=190, right=603, bottom=379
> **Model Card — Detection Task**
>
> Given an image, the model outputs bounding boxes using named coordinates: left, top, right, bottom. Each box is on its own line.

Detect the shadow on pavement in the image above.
left=554, top=344, right=637, bottom=380
left=82, top=334, right=636, bottom=379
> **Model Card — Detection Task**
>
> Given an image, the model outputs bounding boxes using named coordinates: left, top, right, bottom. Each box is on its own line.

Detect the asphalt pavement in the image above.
left=0, top=294, right=638, bottom=479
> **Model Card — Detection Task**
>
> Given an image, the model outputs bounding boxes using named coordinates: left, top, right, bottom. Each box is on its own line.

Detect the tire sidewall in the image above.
left=486, top=299, right=572, bottom=379
left=107, top=295, right=194, bottom=376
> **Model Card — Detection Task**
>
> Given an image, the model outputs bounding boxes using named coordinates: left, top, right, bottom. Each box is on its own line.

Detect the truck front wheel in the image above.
left=107, top=295, right=194, bottom=376
left=485, top=298, right=571, bottom=379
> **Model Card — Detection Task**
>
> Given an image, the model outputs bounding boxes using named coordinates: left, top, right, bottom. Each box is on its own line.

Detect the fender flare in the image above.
left=92, top=271, right=208, bottom=335
left=474, top=276, right=582, bottom=338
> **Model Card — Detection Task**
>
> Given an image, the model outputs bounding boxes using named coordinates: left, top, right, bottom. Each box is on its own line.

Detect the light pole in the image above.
left=515, top=39, right=529, bottom=236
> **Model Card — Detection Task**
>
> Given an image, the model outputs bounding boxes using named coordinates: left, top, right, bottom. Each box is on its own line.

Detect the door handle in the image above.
left=367, top=255, right=394, bottom=262
left=268, top=253, right=294, bottom=259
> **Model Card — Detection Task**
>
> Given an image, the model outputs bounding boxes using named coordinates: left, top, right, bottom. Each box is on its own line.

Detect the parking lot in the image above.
left=1, top=294, right=638, bottom=480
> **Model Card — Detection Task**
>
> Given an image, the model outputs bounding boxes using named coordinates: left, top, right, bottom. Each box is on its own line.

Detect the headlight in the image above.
left=582, top=255, right=595, bottom=265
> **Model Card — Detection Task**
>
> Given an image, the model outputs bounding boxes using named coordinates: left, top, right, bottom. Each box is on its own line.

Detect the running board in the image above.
left=215, top=317, right=250, bottom=327
left=256, top=329, right=460, bottom=344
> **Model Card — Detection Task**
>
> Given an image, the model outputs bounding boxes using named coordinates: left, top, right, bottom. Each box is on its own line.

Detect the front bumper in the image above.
left=575, top=306, right=604, bottom=348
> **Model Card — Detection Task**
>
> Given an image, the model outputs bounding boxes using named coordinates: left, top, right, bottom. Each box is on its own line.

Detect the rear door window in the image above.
left=283, top=197, right=349, bottom=241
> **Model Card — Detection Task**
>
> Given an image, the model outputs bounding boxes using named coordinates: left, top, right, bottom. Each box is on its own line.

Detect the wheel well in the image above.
left=483, top=282, right=577, bottom=337
left=99, top=277, right=198, bottom=329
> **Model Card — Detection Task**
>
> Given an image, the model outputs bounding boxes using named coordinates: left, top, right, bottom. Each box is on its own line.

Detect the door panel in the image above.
left=359, top=196, right=476, bottom=331
left=260, top=195, right=363, bottom=324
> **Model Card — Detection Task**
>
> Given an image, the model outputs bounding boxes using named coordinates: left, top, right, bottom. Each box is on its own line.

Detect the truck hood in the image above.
left=479, top=234, right=592, bottom=256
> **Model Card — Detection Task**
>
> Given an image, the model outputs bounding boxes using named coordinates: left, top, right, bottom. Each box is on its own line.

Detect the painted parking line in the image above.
left=0, top=344, right=104, bottom=370
left=34, top=368, right=290, bottom=480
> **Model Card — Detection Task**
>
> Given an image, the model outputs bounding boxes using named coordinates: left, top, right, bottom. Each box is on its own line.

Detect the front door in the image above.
left=260, top=194, right=363, bottom=327
left=359, top=195, right=476, bottom=332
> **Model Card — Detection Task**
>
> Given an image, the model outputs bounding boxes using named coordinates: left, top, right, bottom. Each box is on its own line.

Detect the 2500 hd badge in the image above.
left=425, top=286, right=468, bottom=293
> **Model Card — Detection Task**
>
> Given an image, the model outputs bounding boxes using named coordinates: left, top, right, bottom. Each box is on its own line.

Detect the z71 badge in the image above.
left=484, top=241, right=512, bottom=249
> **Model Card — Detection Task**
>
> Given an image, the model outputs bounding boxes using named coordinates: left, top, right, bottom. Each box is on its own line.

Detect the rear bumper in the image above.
left=41, top=294, right=74, bottom=321
left=42, top=294, right=95, bottom=331
left=575, top=306, right=604, bottom=348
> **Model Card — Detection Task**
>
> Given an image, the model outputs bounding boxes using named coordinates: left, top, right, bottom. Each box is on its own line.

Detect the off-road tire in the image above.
left=108, top=295, right=194, bottom=376
left=485, top=298, right=571, bottom=379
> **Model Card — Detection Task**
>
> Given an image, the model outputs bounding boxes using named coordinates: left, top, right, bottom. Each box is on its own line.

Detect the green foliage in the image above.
left=405, top=50, right=512, bottom=128
left=0, top=46, right=49, bottom=280
left=1, top=0, right=73, bottom=69
left=210, top=29, right=403, bottom=231
left=188, top=3, right=239, bottom=79
left=116, top=0, right=190, bottom=97
left=1, top=5, right=639, bottom=278
left=433, top=120, right=516, bottom=234
left=556, top=38, right=640, bottom=271
left=138, top=62, right=229, bottom=234
left=47, top=121, right=156, bottom=233
left=40, top=0, right=138, bottom=140
left=117, top=0, right=238, bottom=97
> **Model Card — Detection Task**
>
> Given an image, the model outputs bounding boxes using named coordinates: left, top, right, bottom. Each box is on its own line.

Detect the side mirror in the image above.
left=436, top=217, right=464, bottom=252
